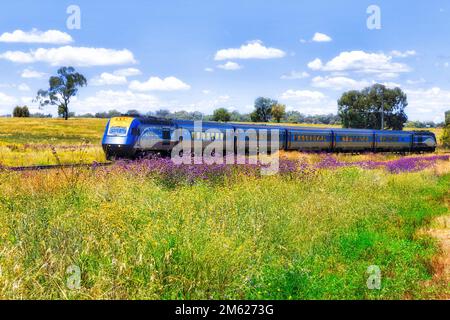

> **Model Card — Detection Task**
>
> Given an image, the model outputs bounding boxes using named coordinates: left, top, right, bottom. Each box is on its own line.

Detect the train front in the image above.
left=102, top=116, right=140, bottom=159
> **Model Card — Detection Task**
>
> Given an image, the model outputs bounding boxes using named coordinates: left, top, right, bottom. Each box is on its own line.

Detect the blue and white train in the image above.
left=102, top=116, right=437, bottom=159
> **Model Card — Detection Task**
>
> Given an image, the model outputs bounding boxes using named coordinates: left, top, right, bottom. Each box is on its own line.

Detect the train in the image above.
left=102, top=116, right=437, bottom=159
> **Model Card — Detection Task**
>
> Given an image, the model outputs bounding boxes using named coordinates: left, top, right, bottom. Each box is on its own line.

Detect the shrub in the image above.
left=13, top=106, right=30, bottom=118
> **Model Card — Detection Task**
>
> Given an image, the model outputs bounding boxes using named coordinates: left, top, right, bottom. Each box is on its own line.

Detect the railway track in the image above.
left=1, top=151, right=448, bottom=172
left=0, top=162, right=113, bottom=172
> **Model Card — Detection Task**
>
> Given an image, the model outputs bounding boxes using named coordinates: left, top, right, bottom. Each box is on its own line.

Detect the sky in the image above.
left=0, top=0, right=449, bottom=122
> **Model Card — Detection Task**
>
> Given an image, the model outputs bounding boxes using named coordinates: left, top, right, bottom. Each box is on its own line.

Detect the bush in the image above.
left=442, top=125, right=450, bottom=148
left=212, top=108, right=231, bottom=122
left=13, top=106, right=30, bottom=118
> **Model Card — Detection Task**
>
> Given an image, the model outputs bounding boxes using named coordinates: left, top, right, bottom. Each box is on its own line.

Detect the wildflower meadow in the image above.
left=0, top=118, right=449, bottom=299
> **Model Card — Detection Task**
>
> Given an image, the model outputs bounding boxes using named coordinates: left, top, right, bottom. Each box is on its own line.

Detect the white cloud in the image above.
left=311, top=76, right=370, bottom=90
left=279, top=89, right=336, bottom=114
left=406, top=78, right=426, bottom=85
left=312, top=32, right=332, bottom=42
left=379, top=81, right=401, bottom=89
left=0, top=92, right=18, bottom=114
left=0, top=29, right=73, bottom=44
left=281, top=71, right=310, bottom=80
left=307, top=58, right=323, bottom=70
left=71, top=90, right=160, bottom=115
left=18, top=83, right=31, bottom=92
left=217, top=61, right=242, bottom=70
left=0, top=46, right=136, bottom=67
left=0, top=92, right=17, bottom=104
left=390, top=50, right=416, bottom=58
left=307, top=51, right=411, bottom=74
left=91, top=68, right=142, bottom=86
left=405, top=87, right=450, bottom=122
left=376, top=72, right=399, bottom=80
left=21, top=68, right=47, bottom=79
left=312, top=75, right=402, bottom=91
left=129, top=76, right=191, bottom=91
left=280, top=89, right=327, bottom=101
left=202, top=90, right=211, bottom=94
left=204, top=67, right=214, bottom=72
left=214, top=40, right=286, bottom=60
left=91, top=73, right=128, bottom=86
left=181, top=95, right=232, bottom=113
left=113, top=68, right=142, bottom=77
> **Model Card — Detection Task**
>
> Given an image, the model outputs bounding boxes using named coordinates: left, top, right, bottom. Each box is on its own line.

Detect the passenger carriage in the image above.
left=102, top=116, right=437, bottom=159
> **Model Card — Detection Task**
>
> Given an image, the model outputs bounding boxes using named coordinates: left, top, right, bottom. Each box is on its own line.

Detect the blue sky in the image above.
left=0, top=0, right=449, bottom=121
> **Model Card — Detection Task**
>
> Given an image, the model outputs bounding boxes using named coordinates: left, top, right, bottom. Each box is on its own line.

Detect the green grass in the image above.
left=0, top=166, right=448, bottom=299
left=0, top=117, right=448, bottom=300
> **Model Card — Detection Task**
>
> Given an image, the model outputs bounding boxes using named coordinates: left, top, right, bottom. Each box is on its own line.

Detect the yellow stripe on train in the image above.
left=110, top=117, right=134, bottom=128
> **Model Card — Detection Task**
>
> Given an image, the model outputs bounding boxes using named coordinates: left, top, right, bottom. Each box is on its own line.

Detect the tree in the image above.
left=35, top=66, right=87, bottom=120
left=338, top=84, right=408, bottom=130
left=126, top=110, right=141, bottom=116
left=212, top=108, right=231, bottom=122
left=271, top=103, right=286, bottom=123
left=13, top=106, right=30, bottom=118
left=252, top=97, right=277, bottom=122
left=443, top=110, right=450, bottom=148
left=155, top=109, right=171, bottom=118
left=95, top=110, right=121, bottom=118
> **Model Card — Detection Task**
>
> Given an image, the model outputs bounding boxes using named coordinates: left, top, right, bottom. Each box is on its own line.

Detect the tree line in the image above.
left=6, top=66, right=449, bottom=130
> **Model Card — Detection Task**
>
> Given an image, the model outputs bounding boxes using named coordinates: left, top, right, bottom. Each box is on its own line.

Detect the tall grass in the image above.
left=0, top=162, right=448, bottom=299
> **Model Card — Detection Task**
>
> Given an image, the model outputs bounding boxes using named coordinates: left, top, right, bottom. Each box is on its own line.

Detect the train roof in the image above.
left=128, top=116, right=435, bottom=136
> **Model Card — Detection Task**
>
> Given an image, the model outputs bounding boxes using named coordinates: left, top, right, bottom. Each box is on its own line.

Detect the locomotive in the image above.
left=102, top=116, right=437, bottom=159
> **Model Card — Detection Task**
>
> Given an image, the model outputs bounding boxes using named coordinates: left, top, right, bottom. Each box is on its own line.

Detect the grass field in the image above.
left=0, top=118, right=107, bottom=166
left=0, top=118, right=449, bottom=299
